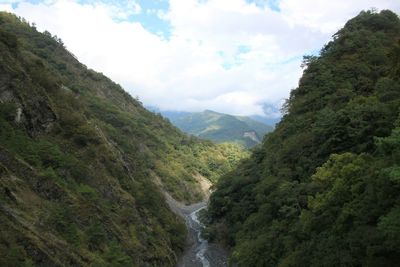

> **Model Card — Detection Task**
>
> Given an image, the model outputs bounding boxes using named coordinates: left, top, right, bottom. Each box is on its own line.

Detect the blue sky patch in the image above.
left=237, top=45, right=251, bottom=54
left=246, top=0, right=281, bottom=12
left=130, top=0, right=171, bottom=39
left=4, top=0, right=172, bottom=38
left=78, top=0, right=172, bottom=38
left=220, top=46, right=251, bottom=70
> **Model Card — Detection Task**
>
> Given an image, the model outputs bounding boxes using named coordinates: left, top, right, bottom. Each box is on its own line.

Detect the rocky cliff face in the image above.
left=243, top=131, right=259, bottom=143
left=0, top=74, right=57, bottom=135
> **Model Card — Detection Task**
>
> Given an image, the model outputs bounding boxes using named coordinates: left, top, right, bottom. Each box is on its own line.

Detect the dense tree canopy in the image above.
left=206, top=10, right=400, bottom=267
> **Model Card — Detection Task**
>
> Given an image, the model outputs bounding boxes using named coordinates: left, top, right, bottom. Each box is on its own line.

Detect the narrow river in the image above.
left=163, top=193, right=228, bottom=267
left=176, top=204, right=228, bottom=267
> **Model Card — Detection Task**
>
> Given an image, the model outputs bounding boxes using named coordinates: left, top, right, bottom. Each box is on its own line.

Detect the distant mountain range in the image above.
left=158, top=109, right=274, bottom=148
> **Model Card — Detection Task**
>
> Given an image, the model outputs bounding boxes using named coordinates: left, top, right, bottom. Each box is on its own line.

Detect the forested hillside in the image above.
left=167, top=110, right=273, bottom=148
left=0, top=12, right=247, bottom=266
left=206, top=10, right=400, bottom=266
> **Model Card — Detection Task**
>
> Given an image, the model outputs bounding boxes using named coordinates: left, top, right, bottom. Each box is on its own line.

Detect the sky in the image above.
left=1, top=0, right=399, bottom=118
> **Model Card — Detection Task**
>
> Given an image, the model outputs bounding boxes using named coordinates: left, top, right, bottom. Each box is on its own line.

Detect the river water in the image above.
left=176, top=204, right=228, bottom=267
left=162, top=189, right=228, bottom=267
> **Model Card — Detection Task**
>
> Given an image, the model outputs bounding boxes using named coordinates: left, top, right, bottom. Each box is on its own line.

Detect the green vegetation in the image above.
left=167, top=109, right=273, bottom=148
left=0, top=12, right=247, bottom=266
left=206, top=10, right=400, bottom=266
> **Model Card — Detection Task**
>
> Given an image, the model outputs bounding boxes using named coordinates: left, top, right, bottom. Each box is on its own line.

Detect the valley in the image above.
left=1, top=6, right=400, bottom=267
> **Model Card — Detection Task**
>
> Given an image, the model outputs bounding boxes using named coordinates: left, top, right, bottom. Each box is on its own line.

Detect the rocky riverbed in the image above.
left=163, top=192, right=228, bottom=267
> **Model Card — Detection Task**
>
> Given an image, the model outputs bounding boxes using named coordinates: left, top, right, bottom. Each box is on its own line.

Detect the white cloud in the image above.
left=0, top=3, right=12, bottom=12
left=280, top=0, right=400, bottom=33
left=0, top=0, right=21, bottom=3
left=1, top=0, right=400, bottom=117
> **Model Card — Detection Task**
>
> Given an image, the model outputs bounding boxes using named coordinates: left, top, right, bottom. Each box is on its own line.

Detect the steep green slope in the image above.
left=207, top=10, right=400, bottom=266
left=0, top=12, right=247, bottom=266
left=169, top=110, right=273, bottom=148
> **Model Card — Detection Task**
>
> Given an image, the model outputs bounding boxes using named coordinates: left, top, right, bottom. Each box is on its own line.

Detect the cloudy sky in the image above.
left=1, top=0, right=399, bottom=118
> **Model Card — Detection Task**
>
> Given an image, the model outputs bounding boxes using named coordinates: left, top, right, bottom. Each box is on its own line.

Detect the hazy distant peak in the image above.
left=162, top=109, right=273, bottom=148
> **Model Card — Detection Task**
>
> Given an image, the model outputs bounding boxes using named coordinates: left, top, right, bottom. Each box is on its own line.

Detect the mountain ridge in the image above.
left=0, top=12, right=248, bottom=266
left=206, top=9, right=400, bottom=266
left=162, top=109, right=273, bottom=148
